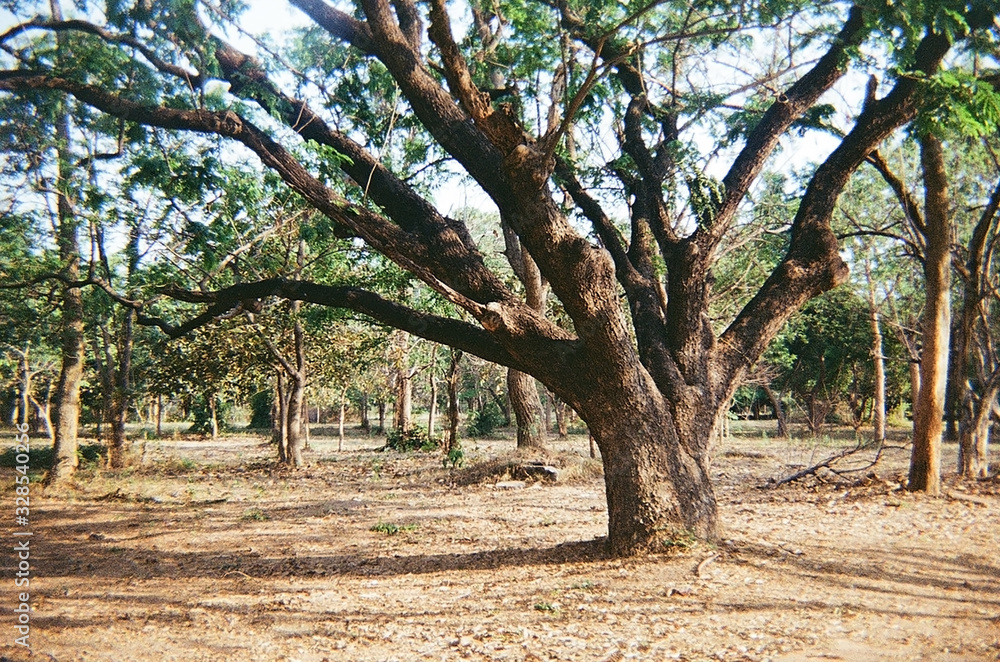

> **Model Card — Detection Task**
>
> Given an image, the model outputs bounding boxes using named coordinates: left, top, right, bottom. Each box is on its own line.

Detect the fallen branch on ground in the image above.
left=763, top=441, right=908, bottom=488
left=946, top=490, right=994, bottom=506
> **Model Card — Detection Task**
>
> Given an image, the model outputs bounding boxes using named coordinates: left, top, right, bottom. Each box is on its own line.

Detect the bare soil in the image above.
left=2, top=424, right=999, bottom=662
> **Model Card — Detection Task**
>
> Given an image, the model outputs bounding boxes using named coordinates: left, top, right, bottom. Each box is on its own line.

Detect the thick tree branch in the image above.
left=718, top=28, right=952, bottom=386
left=204, top=36, right=513, bottom=305
left=712, top=6, right=868, bottom=241
left=0, top=72, right=502, bottom=315
left=150, top=278, right=531, bottom=370
left=425, top=0, right=520, bottom=152
left=297, top=0, right=507, bottom=199
left=288, top=0, right=376, bottom=53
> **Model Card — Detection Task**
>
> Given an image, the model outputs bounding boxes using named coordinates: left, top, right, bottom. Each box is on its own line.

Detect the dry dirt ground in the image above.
left=2, top=424, right=999, bottom=662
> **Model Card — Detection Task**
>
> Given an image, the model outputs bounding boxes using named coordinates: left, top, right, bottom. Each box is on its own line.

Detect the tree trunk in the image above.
left=16, top=346, right=31, bottom=428
left=302, top=394, right=311, bottom=450
left=394, top=365, right=413, bottom=433
left=761, top=384, right=789, bottom=438
left=377, top=400, right=386, bottom=433
left=583, top=393, right=718, bottom=555
left=869, top=303, right=886, bottom=446
left=543, top=390, right=552, bottom=434
left=47, top=4, right=83, bottom=483
left=446, top=350, right=462, bottom=452
left=428, top=370, right=438, bottom=439
left=959, top=374, right=999, bottom=478
left=208, top=395, right=219, bottom=441
left=156, top=394, right=163, bottom=437
left=285, top=324, right=306, bottom=467
left=27, top=394, right=53, bottom=443
left=359, top=391, right=370, bottom=432
left=909, top=134, right=950, bottom=495
left=109, top=308, right=135, bottom=468
left=508, top=369, right=545, bottom=449
left=274, top=371, right=288, bottom=463
left=556, top=398, right=569, bottom=438
left=338, top=386, right=347, bottom=452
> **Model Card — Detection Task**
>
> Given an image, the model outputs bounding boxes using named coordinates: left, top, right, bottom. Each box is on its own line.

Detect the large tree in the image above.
left=1, top=0, right=981, bottom=554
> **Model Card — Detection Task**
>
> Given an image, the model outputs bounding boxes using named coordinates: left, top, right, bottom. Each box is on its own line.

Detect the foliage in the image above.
left=385, top=425, right=439, bottom=452
left=370, top=521, right=418, bottom=535
left=466, top=401, right=507, bottom=438
left=444, top=445, right=466, bottom=469
left=0, top=442, right=105, bottom=475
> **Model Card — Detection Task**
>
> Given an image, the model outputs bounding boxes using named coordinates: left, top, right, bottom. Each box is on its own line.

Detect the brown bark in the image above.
left=554, top=397, right=569, bottom=439
left=394, top=368, right=413, bottom=433
left=951, top=176, right=1000, bottom=475
left=508, top=370, right=545, bottom=449
left=108, top=308, right=135, bottom=468
left=868, top=295, right=886, bottom=446
left=446, top=350, right=462, bottom=452
left=761, top=384, right=789, bottom=438
left=959, top=378, right=997, bottom=478
left=46, top=0, right=83, bottom=483
left=909, top=134, right=951, bottom=495
left=274, top=371, right=288, bottom=463
left=428, top=370, right=438, bottom=439
left=338, top=386, right=348, bottom=452
left=359, top=391, right=370, bottom=432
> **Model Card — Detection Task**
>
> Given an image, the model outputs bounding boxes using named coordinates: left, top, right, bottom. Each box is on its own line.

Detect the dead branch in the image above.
left=765, top=441, right=878, bottom=488
left=946, top=491, right=994, bottom=507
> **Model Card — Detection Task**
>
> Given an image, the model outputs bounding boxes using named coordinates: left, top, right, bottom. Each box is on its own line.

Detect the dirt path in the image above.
left=2, top=431, right=998, bottom=661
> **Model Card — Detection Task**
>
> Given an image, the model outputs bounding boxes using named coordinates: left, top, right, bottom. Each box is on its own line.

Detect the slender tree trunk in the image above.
left=338, top=386, right=347, bottom=452
left=47, top=1, right=83, bottom=483
left=428, top=371, right=438, bottom=439
left=109, top=308, right=135, bottom=468
left=277, top=241, right=309, bottom=467
left=208, top=395, right=219, bottom=441
left=27, top=394, right=53, bottom=443
left=377, top=400, right=386, bottom=433
left=959, top=375, right=999, bottom=478
left=542, top=391, right=552, bottom=434
left=274, top=371, right=288, bottom=463
left=359, top=392, right=370, bottom=432
left=302, top=395, right=311, bottom=450
left=502, top=218, right=549, bottom=449
left=446, top=350, right=462, bottom=452
left=910, top=134, right=951, bottom=495
left=508, top=369, right=545, bottom=448
left=394, top=366, right=413, bottom=433
left=285, top=322, right=306, bottom=466
left=761, top=384, right=789, bottom=438
left=17, top=346, right=31, bottom=429
left=156, top=394, right=162, bottom=437
left=869, top=301, right=886, bottom=446
left=555, top=398, right=568, bottom=438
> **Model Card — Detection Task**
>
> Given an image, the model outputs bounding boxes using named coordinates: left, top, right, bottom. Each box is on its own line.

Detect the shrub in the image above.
left=385, top=425, right=439, bottom=452
left=466, top=401, right=505, bottom=437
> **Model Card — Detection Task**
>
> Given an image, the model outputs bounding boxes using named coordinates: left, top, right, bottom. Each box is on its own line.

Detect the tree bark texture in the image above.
left=869, top=305, right=886, bottom=446
left=47, top=5, right=83, bottom=482
left=446, top=350, right=462, bottom=452
left=909, top=134, right=951, bottom=495
left=508, top=369, right=545, bottom=449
